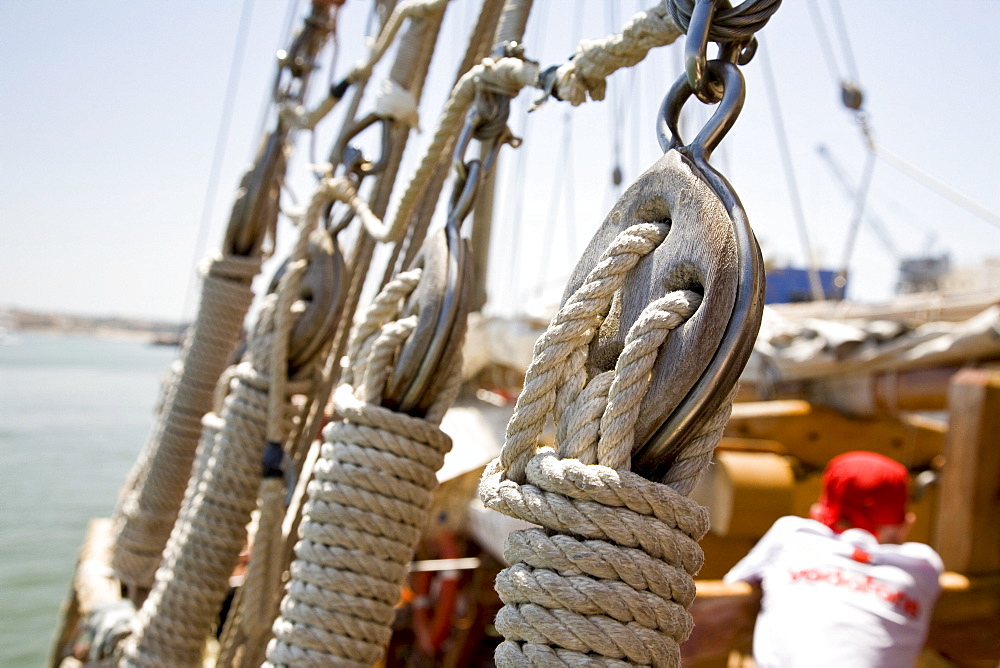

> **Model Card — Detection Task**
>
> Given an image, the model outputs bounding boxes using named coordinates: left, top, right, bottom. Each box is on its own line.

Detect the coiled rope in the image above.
left=110, top=0, right=340, bottom=593
left=111, top=251, right=261, bottom=592
left=120, top=189, right=337, bottom=666
left=481, top=221, right=735, bottom=666
left=265, top=269, right=465, bottom=666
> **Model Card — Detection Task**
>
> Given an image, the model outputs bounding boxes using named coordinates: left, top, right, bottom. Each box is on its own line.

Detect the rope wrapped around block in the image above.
left=111, top=253, right=261, bottom=591
left=266, top=268, right=464, bottom=667
left=120, top=214, right=327, bottom=665
left=480, top=221, right=731, bottom=667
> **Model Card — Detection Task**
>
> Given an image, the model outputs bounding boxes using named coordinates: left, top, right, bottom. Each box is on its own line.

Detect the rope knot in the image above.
left=268, top=255, right=464, bottom=666
left=550, top=5, right=682, bottom=106
left=474, top=56, right=541, bottom=99
left=373, top=78, right=421, bottom=130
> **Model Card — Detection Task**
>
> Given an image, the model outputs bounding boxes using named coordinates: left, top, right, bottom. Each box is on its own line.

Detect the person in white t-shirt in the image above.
left=684, top=450, right=943, bottom=667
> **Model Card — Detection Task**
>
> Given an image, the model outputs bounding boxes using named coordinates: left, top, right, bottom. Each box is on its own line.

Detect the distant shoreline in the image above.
left=1, top=308, right=187, bottom=345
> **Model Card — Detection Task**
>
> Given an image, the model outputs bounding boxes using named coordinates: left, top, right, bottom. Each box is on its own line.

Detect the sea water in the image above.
left=0, top=332, right=176, bottom=666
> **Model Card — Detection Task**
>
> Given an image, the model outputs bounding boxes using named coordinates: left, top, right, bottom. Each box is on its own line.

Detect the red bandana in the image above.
left=813, top=451, right=908, bottom=536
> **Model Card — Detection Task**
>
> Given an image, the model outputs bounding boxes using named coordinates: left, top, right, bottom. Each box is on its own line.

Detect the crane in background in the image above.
left=816, top=143, right=949, bottom=295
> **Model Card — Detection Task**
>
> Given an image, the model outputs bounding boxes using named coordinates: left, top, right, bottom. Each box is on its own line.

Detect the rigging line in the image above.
left=626, top=64, right=640, bottom=173
left=327, top=7, right=342, bottom=86
left=759, top=39, right=826, bottom=301
left=836, top=146, right=876, bottom=288
left=182, top=0, right=258, bottom=324
left=816, top=144, right=897, bottom=260
left=506, top=2, right=545, bottom=314
left=873, top=142, right=1000, bottom=231
left=548, top=7, right=584, bottom=289
left=828, top=0, right=860, bottom=84
left=309, top=3, right=344, bottom=168
left=607, top=1, right=624, bottom=189
left=537, top=111, right=568, bottom=300
left=504, top=102, right=532, bottom=312
left=884, top=198, right=937, bottom=243
left=630, top=0, right=647, bottom=177
left=251, top=0, right=305, bottom=155
left=561, top=108, right=577, bottom=267
left=804, top=0, right=842, bottom=90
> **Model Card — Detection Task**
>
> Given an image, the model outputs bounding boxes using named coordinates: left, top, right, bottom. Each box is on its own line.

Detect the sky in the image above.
left=1, top=1, right=998, bottom=323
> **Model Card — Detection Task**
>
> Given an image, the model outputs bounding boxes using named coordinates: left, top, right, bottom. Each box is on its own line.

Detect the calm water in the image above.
left=0, top=332, right=176, bottom=666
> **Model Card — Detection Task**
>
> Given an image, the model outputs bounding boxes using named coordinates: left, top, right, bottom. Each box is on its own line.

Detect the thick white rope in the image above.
left=215, top=477, right=287, bottom=667
left=265, top=269, right=464, bottom=667
left=373, top=78, right=421, bottom=131
left=481, top=221, right=733, bottom=666
left=551, top=2, right=682, bottom=106
left=111, top=253, right=260, bottom=592
left=119, top=181, right=340, bottom=665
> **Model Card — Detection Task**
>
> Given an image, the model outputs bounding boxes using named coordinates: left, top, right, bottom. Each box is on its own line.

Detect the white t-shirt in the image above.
left=724, top=516, right=943, bottom=668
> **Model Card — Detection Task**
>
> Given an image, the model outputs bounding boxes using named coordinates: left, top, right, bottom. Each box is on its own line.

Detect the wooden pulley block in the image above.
left=562, top=60, right=765, bottom=481
left=224, top=129, right=288, bottom=257
left=268, top=227, right=347, bottom=376
left=383, top=223, right=473, bottom=416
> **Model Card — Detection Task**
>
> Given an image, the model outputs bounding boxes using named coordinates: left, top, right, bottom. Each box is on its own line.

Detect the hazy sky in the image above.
left=2, top=1, right=998, bottom=322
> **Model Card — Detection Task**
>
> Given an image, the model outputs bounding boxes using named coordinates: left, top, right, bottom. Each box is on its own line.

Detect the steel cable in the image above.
left=664, top=0, right=782, bottom=42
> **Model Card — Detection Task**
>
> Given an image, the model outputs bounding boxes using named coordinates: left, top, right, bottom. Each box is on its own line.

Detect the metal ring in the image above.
left=684, top=0, right=721, bottom=104
left=402, top=223, right=470, bottom=414
left=340, top=114, right=393, bottom=179
left=448, top=160, right=483, bottom=230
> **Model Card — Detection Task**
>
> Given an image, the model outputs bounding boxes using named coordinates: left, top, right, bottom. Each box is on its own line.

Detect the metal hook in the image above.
left=449, top=110, right=513, bottom=231
left=340, top=113, right=394, bottom=180
left=629, top=61, right=763, bottom=480
left=657, top=59, right=746, bottom=165
left=559, top=61, right=763, bottom=482
left=448, top=159, right=483, bottom=231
